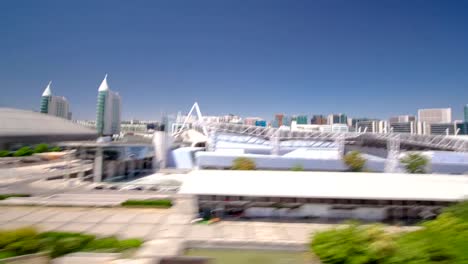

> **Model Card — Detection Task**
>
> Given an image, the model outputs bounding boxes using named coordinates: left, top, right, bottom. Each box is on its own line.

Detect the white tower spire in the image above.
left=42, top=81, right=52, bottom=96
left=98, top=74, right=109, bottom=91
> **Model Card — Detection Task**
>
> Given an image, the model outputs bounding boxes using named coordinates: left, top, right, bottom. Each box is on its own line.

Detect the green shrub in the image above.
left=291, top=164, right=304, bottom=171
left=312, top=202, right=468, bottom=264
left=50, top=236, right=93, bottom=258
left=0, top=251, right=17, bottom=259
left=231, top=157, right=256, bottom=170
left=121, top=199, right=172, bottom=208
left=82, top=237, right=120, bottom=252
left=4, top=239, right=41, bottom=255
left=0, top=194, right=30, bottom=200
left=13, top=147, right=34, bottom=157
left=343, top=151, right=366, bottom=172
left=0, top=150, right=12, bottom=157
left=49, top=146, right=62, bottom=152
left=118, top=239, right=143, bottom=251
left=0, top=228, right=143, bottom=260
left=33, top=143, right=50, bottom=153
left=400, top=153, right=428, bottom=174
left=0, top=227, right=38, bottom=249
left=311, top=224, right=395, bottom=264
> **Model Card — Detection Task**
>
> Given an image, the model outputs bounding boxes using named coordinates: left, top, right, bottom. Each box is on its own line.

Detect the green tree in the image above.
left=231, top=157, right=256, bottom=170
left=400, top=153, right=428, bottom=174
left=34, top=143, right=50, bottom=153
left=13, top=147, right=34, bottom=157
left=343, top=151, right=366, bottom=172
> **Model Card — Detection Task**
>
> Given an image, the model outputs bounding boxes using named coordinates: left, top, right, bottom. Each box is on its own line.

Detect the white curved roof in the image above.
left=98, top=74, right=109, bottom=91
left=180, top=170, right=468, bottom=201
left=42, top=81, right=52, bottom=96
left=0, top=108, right=96, bottom=137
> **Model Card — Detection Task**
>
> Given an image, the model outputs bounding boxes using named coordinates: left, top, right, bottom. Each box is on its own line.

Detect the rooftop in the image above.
left=179, top=170, right=468, bottom=201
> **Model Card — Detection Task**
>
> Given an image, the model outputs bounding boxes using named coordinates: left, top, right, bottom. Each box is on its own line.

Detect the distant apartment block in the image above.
left=464, top=104, right=468, bottom=123
left=328, top=113, right=347, bottom=125
left=244, top=117, right=262, bottom=126
left=310, top=115, right=327, bottom=125
left=274, top=114, right=284, bottom=127
left=40, top=81, right=71, bottom=120
left=295, top=115, right=308, bottom=125
left=389, top=115, right=416, bottom=123
left=418, top=108, right=451, bottom=124
left=96, top=75, right=122, bottom=136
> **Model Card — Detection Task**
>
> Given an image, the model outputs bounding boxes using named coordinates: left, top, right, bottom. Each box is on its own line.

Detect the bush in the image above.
left=291, top=164, right=304, bottom=171
left=0, top=227, right=38, bottom=249
left=400, top=153, right=428, bottom=174
left=121, top=199, right=172, bottom=208
left=33, top=143, right=50, bottom=153
left=13, top=147, right=34, bottom=157
left=49, top=146, right=62, bottom=152
left=0, top=150, right=12, bottom=157
left=0, top=228, right=143, bottom=260
left=343, top=151, right=366, bottom=172
left=82, top=237, right=120, bottom=252
left=231, top=157, right=256, bottom=170
left=0, top=194, right=30, bottom=200
left=311, top=202, right=468, bottom=264
left=50, top=236, right=91, bottom=258
left=0, top=251, right=17, bottom=259
left=4, top=239, right=41, bottom=255
left=311, top=224, right=396, bottom=264
left=118, top=239, right=143, bottom=251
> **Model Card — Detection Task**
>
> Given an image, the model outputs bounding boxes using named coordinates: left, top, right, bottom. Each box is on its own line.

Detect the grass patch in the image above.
left=0, top=194, right=30, bottom=200
left=121, top=199, right=172, bottom=208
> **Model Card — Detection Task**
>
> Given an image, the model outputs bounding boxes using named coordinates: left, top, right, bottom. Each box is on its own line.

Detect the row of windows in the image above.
left=198, top=195, right=452, bottom=207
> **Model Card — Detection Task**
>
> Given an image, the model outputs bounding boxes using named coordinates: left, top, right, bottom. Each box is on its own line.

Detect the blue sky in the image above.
left=0, top=0, right=467, bottom=120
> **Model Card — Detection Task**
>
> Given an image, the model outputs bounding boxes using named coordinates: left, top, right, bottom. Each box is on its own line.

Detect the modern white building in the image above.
left=40, top=81, right=71, bottom=120
left=389, top=115, right=416, bottom=123
left=96, top=75, right=122, bottom=136
left=418, top=108, right=451, bottom=124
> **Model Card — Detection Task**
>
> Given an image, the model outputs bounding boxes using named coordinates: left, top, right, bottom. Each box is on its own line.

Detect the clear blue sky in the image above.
left=1, top=0, right=467, bottom=121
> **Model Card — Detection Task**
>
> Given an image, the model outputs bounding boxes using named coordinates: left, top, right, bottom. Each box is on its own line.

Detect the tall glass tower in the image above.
left=95, top=75, right=121, bottom=136
left=40, top=81, right=52, bottom=114
left=464, top=104, right=468, bottom=123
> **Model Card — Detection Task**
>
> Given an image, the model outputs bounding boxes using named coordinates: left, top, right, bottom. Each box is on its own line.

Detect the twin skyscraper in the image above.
left=40, top=75, right=121, bottom=136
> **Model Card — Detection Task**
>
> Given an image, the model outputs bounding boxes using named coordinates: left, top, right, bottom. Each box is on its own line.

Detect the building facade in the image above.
left=96, top=75, right=122, bottom=136
left=310, top=115, right=327, bottom=125
left=464, top=105, right=468, bottom=123
left=274, top=114, right=284, bottom=127
left=40, top=81, right=71, bottom=119
left=296, top=115, right=308, bottom=125
left=430, top=123, right=456, bottom=135
left=418, top=108, right=451, bottom=124
left=389, top=115, right=416, bottom=123
left=389, top=122, right=415, bottom=134
left=328, top=113, right=347, bottom=125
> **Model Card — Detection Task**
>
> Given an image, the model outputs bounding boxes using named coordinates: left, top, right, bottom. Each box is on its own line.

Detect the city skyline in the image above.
left=1, top=1, right=468, bottom=120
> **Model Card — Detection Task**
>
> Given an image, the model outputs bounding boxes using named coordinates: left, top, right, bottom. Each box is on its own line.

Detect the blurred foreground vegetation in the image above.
left=121, top=199, right=173, bottom=208
left=311, top=201, right=468, bottom=264
left=0, top=228, right=142, bottom=260
left=0, top=143, right=61, bottom=158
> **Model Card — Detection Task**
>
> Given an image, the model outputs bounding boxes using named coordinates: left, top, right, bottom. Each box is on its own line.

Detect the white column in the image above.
left=384, top=134, right=400, bottom=173
left=207, top=130, right=217, bottom=152
left=93, top=147, right=103, bottom=182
